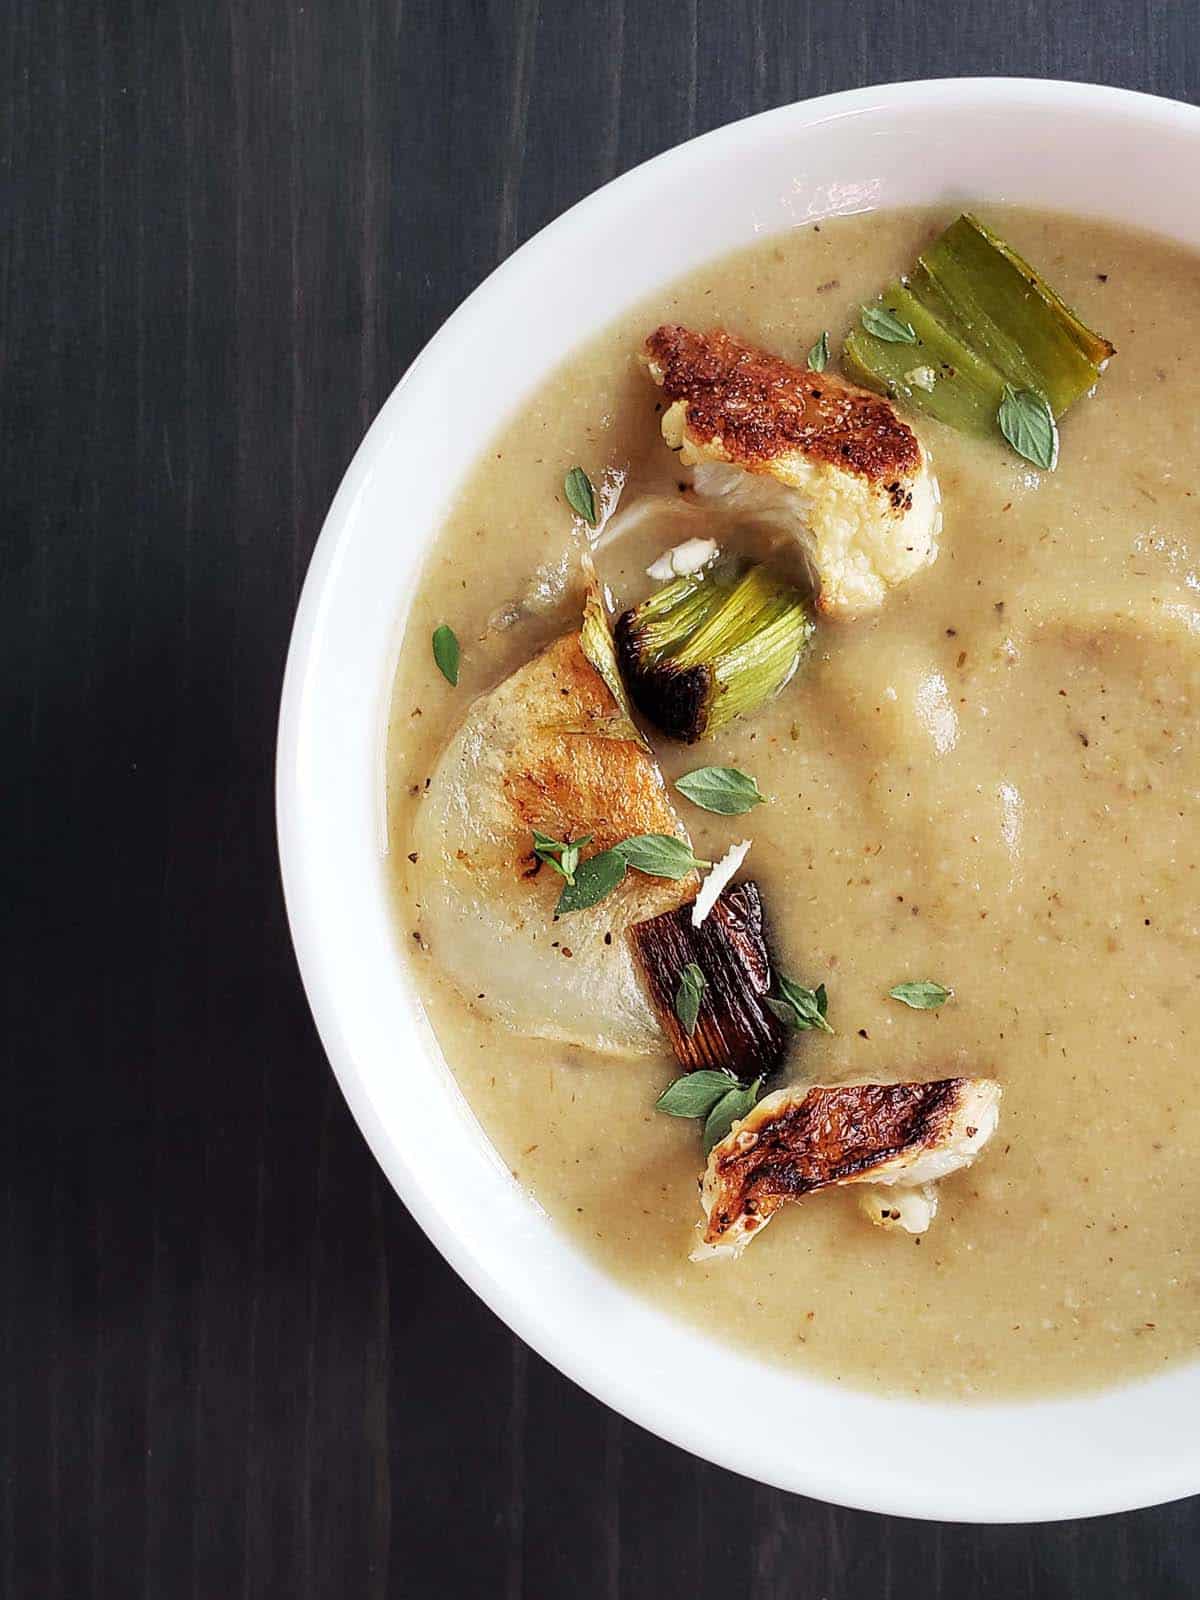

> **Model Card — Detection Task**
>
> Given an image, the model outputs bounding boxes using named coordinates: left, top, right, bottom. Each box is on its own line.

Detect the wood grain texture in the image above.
left=4, top=1, right=1199, bottom=1594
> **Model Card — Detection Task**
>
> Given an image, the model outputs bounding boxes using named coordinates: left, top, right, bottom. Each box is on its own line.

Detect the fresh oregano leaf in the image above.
left=555, top=848, right=626, bottom=914
left=806, top=330, right=830, bottom=372
left=889, top=980, right=953, bottom=1010
left=674, top=766, right=765, bottom=816
left=616, top=833, right=709, bottom=880
left=431, top=624, right=460, bottom=686
left=564, top=465, right=598, bottom=526
left=998, top=386, right=1058, bottom=471
left=674, top=963, right=706, bottom=1037
left=860, top=303, right=918, bottom=344
left=767, top=972, right=835, bottom=1034
left=655, top=1069, right=739, bottom=1119
left=703, top=1077, right=763, bottom=1156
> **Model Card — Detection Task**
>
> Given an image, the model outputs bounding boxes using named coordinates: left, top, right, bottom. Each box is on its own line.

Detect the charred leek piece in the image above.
left=844, top=212, right=1114, bottom=440
left=629, top=880, right=789, bottom=1083
left=615, top=562, right=814, bottom=743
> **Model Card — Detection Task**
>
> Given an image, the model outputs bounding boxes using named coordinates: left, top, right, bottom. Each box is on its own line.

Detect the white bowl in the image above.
left=278, top=79, right=1200, bottom=1522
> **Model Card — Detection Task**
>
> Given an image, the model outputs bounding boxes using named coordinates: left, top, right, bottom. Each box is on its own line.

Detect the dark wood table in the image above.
left=7, top=3, right=1199, bottom=1594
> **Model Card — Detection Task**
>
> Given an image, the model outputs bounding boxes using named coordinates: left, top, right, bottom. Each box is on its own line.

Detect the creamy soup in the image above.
left=388, top=208, right=1200, bottom=1399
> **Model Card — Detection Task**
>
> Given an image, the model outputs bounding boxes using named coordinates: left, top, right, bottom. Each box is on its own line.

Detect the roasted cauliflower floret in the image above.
left=643, top=325, right=941, bottom=618
left=693, top=1076, right=1000, bottom=1259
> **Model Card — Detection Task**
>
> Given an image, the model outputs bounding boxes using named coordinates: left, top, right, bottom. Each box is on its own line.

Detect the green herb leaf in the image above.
left=564, top=466, right=599, bottom=527
left=703, top=1077, right=763, bottom=1156
left=860, top=303, right=918, bottom=344
left=806, top=330, right=830, bottom=372
left=616, top=833, right=709, bottom=880
left=998, top=386, right=1058, bottom=471
left=555, top=848, right=626, bottom=915
left=888, top=980, right=953, bottom=1010
left=655, top=1068, right=736, bottom=1119
left=675, top=766, right=765, bottom=816
left=766, top=972, right=835, bottom=1035
left=531, top=829, right=594, bottom=885
left=656, top=1068, right=764, bottom=1154
left=432, top=624, right=460, bottom=686
left=674, top=963, right=706, bottom=1037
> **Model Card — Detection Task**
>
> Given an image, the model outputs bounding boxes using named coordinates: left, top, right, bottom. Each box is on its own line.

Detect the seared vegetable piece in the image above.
left=844, top=212, right=1114, bottom=441
left=410, top=621, right=697, bottom=1056
left=643, top=324, right=941, bottom=618
left=913, top=214, right=1114, bottom=402
left=615, top=561, right=814, bottom=743
left=695, top=1076, right=1002, bottom=1259
left=629, top=880, right=789, bottom=1082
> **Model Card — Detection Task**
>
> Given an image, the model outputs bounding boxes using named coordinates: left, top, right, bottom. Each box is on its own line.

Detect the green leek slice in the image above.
left=843, top=280, right=1006, bottom=437
left=843, top=213, right=1114, bottom=448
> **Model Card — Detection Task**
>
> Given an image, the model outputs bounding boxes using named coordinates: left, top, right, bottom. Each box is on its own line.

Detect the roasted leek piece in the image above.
left=844, top=212, right=1114, bottom=441
left=615, top=561, right=814, bottom=743
left=629, top=880, right=789, bottom=1082
left=696, top=1077, right=1002, bottom=1258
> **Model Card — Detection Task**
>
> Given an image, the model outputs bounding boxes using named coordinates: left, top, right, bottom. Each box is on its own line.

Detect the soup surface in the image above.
left=388, top=207, right=1200, bottom=1398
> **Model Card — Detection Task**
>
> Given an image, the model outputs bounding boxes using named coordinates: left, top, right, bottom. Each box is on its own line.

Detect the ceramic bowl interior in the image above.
left=278, top=80, right=1200, bottom=1521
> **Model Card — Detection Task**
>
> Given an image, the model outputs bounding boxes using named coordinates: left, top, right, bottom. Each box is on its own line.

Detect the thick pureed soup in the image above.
left=388, top=207, right=1200, bottom=1398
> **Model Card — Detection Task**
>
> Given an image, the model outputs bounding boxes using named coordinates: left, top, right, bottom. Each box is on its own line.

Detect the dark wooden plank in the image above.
left=3, top=1, right=1199, bottom=1596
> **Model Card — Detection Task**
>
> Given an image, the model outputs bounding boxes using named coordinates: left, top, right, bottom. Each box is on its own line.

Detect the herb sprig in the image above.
left=998, top=386, right=1058, bottom=471
left=656, top=1069, right=764, bottom=1155
left=674, top=766, right=765, bottom=816
left=889, top=980, right=953, bottom=1010
left=538, top=830, right=711, bottom=916
left=555, top=849, right=627, bottom=914
left=674, top=963, right=706, bottom=1037
left=431, top=624, right=460, bottom=685
left=766, top=972, right=834, bottom=1034
left=531, top=830, right=593, bottom=886
left=617, top=833, right=708, bottom=879
left=564, top=466, right=599, bottom=527
left=860, top=304, right=918, bottom=344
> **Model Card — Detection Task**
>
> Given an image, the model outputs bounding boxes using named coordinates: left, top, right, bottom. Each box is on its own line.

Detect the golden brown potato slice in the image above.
left=411, top=630, right=695, bottom=1054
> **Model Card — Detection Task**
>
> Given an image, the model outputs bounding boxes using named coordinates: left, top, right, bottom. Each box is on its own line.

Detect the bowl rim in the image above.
left=278, top=77, right=1200, bottom=1522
